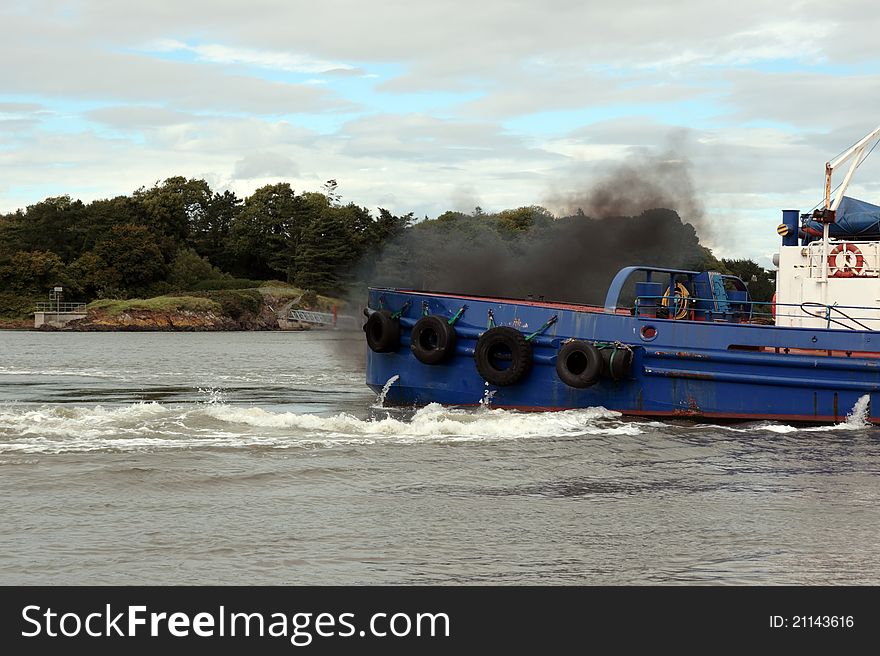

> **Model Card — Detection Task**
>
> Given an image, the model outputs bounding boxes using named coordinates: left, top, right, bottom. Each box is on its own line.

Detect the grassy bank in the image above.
left=3, top=280, right=347, bottom=330
left=87, top=296, right=222, bottom=316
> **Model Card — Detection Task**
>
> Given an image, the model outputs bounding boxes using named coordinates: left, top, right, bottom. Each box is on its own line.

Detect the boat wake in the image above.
left=0, top=400, right=640, bottom=454
left=0, top=392, right=872, bottom=455
left=702, top=395, right=873, bottom=434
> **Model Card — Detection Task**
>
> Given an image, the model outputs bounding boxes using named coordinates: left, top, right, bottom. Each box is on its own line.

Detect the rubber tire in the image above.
left=364, top=310, right=400, bottom=353
left=474, top=326, right=532, bottom=386
left=556, top=340, right=602, bottom=388
left=411, top=315, right=457, bottom=365
left=600, top=347, right=633, bottom=381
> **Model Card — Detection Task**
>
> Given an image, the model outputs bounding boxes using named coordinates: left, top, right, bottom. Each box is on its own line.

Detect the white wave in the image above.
left=702, top=395, right=875, bottom=434
left=0, top=402, right=167, bottom=427
left=197, top=387, right=228, bottom=405
left=0, top=401, right=634, bottom=453
left=202, top=402, right=628, bottom=440
left=845, top=394, right=871, bottom=428
left=0, top=367, right=118, bottom=379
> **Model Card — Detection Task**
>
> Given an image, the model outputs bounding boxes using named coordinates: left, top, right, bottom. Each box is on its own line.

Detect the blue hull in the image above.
left=365, top=288, right=880, bottom=423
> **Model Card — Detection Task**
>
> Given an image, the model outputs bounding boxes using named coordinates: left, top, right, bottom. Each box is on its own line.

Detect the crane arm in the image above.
left=825, top=123, right=880, bottom=210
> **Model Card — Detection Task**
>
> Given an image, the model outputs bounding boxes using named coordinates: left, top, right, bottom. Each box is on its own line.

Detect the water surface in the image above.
left=1, top=331, right=879, bottom=584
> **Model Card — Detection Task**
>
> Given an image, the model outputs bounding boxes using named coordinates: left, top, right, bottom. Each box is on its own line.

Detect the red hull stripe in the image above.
left=436, top=403, right=877, bottom=424
left=619, top=409, right=876, bottom=424
left=391, top=289, right=629, bottom=314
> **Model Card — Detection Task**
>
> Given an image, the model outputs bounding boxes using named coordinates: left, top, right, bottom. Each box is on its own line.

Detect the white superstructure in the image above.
left=775, top=240, right=880, bottom=329
left=774, top=123, right=880, bottom=331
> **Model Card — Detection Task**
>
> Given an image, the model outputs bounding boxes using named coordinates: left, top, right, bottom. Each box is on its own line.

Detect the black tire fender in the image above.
left=600, top=346, right=633, bottom=381
left=364, top=310, right=400, bottom=353
left=474, top=326, right=532, bottom=386
left=410, top=314, right=457, bottom=364
left=556, top=340, right=602, bottom=388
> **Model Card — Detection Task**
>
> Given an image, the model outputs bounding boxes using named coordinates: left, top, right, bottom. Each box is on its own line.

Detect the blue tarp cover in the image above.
left=803, top=196, right=880, bottom=238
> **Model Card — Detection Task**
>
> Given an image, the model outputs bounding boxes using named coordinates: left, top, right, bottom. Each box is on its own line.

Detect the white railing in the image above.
left=35, top=302, right=87, bottom=312
left=806, top=240, right=880, bottom=279
left=287, top=309, right=336, bottom=324
left=286, top=309, right=361, bottom=329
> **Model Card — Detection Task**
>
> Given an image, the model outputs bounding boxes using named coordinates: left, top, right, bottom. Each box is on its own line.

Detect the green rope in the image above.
left=486, top=309, right=496, bottom=329
left=390, top=300, right=411, bottom=319
left=593, top=341, right=633, bottom=381
left=525, top=315, right=558, bottom=341
left=608, top=348, right=619, bottom=381
left=421, top=300, right=430, bottom=317
left=594, top=340, right=632, bottom=351
left=448, top=304, right=467, bottom=325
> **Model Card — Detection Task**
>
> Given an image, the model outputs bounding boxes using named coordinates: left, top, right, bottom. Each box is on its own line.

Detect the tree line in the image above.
left=0, top=176, right=774, bottom=317
left=0, top=177, right=412, bottom=315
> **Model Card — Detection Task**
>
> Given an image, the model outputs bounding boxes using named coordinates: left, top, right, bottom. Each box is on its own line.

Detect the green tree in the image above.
left=79, top=196, right=150, bottom=253
left=168, top=247, right=225, bottom=290
left=131, top=177, right=212, bottom=263
left=229, top=183, right=302, bottom=280
left=0, top=250, right=69, bottom=294
left=365, top=208, right=413, bottom=248
left=295, top=212, right=358, bottom=294
left=494, top=206, right=553, bottom=234
left=0, top=196, right=88, bottom=262
left=68, top=252, right=121, bottom=299
left=94, top=224, right=167, bottom=296
left=195, top=190, right=243, bottom=269
left=722, top=258, right=774, bottom=302
left=135, top=177, right=211, bottom=241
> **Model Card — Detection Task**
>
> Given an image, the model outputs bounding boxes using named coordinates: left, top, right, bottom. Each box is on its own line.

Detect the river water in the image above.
left=1, top=330, right=879, bottom=585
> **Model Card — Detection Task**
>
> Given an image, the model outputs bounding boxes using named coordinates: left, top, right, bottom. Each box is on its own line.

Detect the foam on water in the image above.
left=706, top=394, right=874, bottom=434
left=0, top=401, right=631, bottom=453
left=374, top=374, right=399, bottom=408
left=2, top=391, right=872, bottom=454
left=0, top=367, right=118, bottom=379
left=479, top=383, right=497, bottom=408
left=198, top=387, right=228, bottom=405
left=845, top=394, right=871, bottom=427
left=203, top=402, right=626, bottom=439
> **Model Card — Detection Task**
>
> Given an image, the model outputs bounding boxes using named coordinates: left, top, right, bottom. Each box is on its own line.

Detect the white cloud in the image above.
left=85, top=106, right=195, bottom=129
left=4, top=0, right=880, bottom=263
left=149, top=39, right=357, bottom=75
left=232, top=152, right=299, bottom=179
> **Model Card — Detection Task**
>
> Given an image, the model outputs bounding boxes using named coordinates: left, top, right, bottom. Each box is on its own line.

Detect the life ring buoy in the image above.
left=474, top=326, right=532, bottom=386
left=364, top=310, right=400, bottom=353
left=828, top=242, right=865, bottom=278
left=771, top=292, right=776, bottom=319
left=556, top=340, right=601, bottom=388
left=661, top=282, right=691, bottom=320
left=410, top=315, right=457, bottom=364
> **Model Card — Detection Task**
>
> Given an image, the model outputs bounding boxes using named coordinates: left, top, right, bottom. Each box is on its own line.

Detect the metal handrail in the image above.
left=34, top=302, right=87, bottom=312
left=799, top=302, right=872, bottom=330
left=631, top=295, right=880, bottom=330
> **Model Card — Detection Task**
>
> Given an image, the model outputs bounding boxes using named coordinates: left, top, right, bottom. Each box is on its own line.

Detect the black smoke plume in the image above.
left=359, top=153, right=713, bottom=306
left=549, top=147, right=705, bottom=229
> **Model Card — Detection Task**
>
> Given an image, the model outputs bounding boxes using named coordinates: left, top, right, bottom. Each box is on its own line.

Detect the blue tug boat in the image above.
left=364, top=125, right=880, bottom=423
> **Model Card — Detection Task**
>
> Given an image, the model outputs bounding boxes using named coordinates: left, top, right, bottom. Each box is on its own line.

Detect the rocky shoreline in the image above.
left=62, top=308, right=280, bottom=331
left=7, top=289, right=343, bottom=332
left=39, top=308, right=324, bottom=331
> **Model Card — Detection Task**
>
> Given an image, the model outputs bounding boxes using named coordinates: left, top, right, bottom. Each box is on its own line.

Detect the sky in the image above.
left=2, top=0, right=880, bottom=266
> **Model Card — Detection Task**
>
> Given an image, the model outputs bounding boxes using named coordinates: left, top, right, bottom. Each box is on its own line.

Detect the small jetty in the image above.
left=279, top=308, right=361, bottom=331
left=33, top=287, right=87, bottom=328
